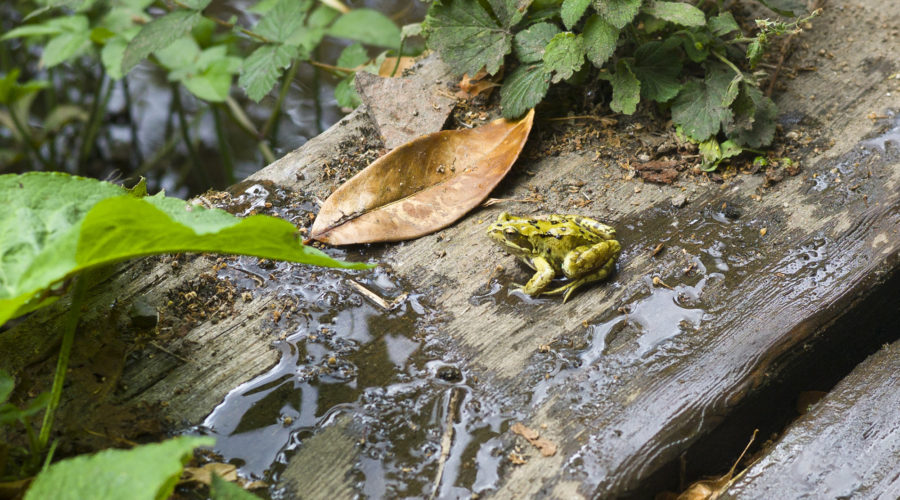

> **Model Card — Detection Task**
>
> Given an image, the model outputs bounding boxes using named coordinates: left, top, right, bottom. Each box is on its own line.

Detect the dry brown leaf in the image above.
left=311, top=109, right=535, bottom=245
left=457, top=70, right=501, bottom=99
left=181, top=462, right=238, bottom=485
left=378, top=57, right=417, bottom=77
left=510, top=422, right=558, bottom=457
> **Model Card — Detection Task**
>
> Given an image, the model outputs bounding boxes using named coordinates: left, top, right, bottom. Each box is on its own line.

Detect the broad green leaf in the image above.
left=631, top=38, right=682, bottom=102
left=488, top=0, right=526, bottom=27
left=582, top=14, right=618, bottom=67
left=513, top=22, right=560, bottom=64
left=239, top=44, right=294, bottom=102
left=180, top=0, right=212, bottom=9
left=561, top=0, right=591, bottom=30
left=671, top=64, right=733, bottom=140
left=543, top=32, right=584, bottom=83
left=210, top=474, right=258, bottom=500
left=328, top=9, right=401, bottom=49
left=24, top=436, right=213, bottom=500
left=758, top=0, right=807, bottom=17
left=0, top=173, right=370, bottom=326
left=249, top=0, right=280, bottom=14
left=500, top=64, right=549, bottom=119
left=604, top=59, right=640, bottom=114
left=725, top=83, right=777, bottom=148
left=155, top=36, right=201, bottom=73
left=643, top=1, right=706, bottom=27
left=708, top=12, right=740, bottom=36
left=122, top=10, right=202, bottom=73
left=180, top=60, right=239, bottom=102
left=42, top=31, right=91, bottom=67
left=592, top=0, right=642, bottom=29
left=424, top=0, right=515, bottom=76
left=253, top=0, right=311, bottom=43
left=337, top=43, right=369, bottom=69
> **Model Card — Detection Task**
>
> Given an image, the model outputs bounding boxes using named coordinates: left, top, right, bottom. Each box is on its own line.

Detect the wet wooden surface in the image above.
left=723, top=338, right=900, bottom=499
left=3, top=1, right=899, bottom=498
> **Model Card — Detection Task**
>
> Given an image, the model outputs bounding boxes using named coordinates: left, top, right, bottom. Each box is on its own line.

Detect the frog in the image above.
left=486, top=212, right=621, bottom=302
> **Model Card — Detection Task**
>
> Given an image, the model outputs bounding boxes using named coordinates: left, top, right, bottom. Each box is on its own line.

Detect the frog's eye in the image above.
left=504, top=228, right=517, bottom=234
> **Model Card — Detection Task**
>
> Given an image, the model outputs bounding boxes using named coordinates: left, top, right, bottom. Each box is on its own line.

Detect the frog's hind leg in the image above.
left=560, top=240, right=621, bottom=279
left=544, top=245, right=619, bottom=302
left=517, top=256, right=555, bottom=296
left=564, top=215, right=616, bottom=240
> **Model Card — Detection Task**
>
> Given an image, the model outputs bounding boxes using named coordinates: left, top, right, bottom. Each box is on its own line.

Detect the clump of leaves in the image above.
left=424, top=0, right=817, bottom=160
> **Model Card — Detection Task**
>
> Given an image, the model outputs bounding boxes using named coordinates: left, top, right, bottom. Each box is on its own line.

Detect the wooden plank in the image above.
left=722, top=339, right=900, bottom=499
left=3, top=2, right=898, bottom=498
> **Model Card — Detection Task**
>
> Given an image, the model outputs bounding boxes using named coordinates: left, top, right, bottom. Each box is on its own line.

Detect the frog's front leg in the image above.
left=519, top=256, right=556, bottom=296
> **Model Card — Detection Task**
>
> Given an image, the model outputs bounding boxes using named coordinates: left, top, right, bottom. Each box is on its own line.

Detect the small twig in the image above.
left=766, top=33, right=795, bottom=97
left=347, top=280, right=405, bottom=310
left=430, top=388, right=462, bottom=500
left=150, top=341, right=195, bottom=365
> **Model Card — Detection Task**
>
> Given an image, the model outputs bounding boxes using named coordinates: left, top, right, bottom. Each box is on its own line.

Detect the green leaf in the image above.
left=334, top=75, right=360, bottom=109
left=604, top=59, right=640, bottom=114
left=671, top=64, right=733, bottom=141
left=179, top=0, right=212, bottom=9
left=758, top=0, right=807, bottom=17
left=724, top=83, right=777, bottom=148
left=210, top=474, right=258, bottom=500
left=643, top=1, right=706, bottom=27
left=239, top=44, right=293, bottom=102
left=591, top=0, right=642, bottom=29
left=582, top=14, right=618, bottom=68
left=337, top=43, right=369, bottom=69
left=676, top=29, right=710, bottom=63
left=631, top=38, right=682, bottom=102
left=122, top=10, right=202, bottom=73
left=24, top=436, right=214, bottom=500
left=42, top=31, right=91, bottom=67
left=561, top=0, right=591, bottom=30
left=328, top=9, right=401, bottom=49
left=0, top=173, right=370, bottom=326
left=708, top=12, right=740, bottom=36
left=513, top=22, right=559, bottom=64
left=424, top=0, right=516, bottom=76
left=2, top=16, right=89, bottom=40
left=0, top=371, right=12, bottom=404
left=253, top=0, right=311, bottom=44
left=746, top=37, right=764, bottom=68
left=543, top=32, right=584, bottom=83
left=699, top=138, right=742, bottom=171
left=500, top=64, right=549, bottom=119
left=181, top=62, right=238, bottom=102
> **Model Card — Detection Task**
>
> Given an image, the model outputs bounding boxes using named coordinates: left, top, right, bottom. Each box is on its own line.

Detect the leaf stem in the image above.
left=211, top=104, right=235, bottom=184
left=261, top=59, right=298, bottom=139
left=78, top=71, right=113, bottom=173
left=6, top=104, right=54, bottom=170
left=121, top=76, right=145, bottom=166
left=169, top=0, right=276, bottom=44
left=712, top=49, right=743, bottom=77
left=38, top=274, right=89, bottom=452
left=171, top=84, right=208, bottom=187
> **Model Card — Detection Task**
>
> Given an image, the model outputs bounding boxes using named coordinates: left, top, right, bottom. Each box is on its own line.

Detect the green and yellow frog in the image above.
left=486, top=212, right=621, bottom=302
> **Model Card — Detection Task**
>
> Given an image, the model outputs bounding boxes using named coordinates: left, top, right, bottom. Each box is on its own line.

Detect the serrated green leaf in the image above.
left=122, top=10, right=202, bottom=73
left=671, top=64, right=733, bottom=140
left=758, top=0, right=807, bottom=17
left=543, top=32, right=584, bottom=83
left=604, top=59, right=640, bottom=114
left=25, top=437, right=213, bottom=500
left=181, top=61, right=238, bottom=102
left=500, top=64, right=549, bottom=119
left=561, top=0, right=591, bottom=29
left=582, top=14, right=619, bottom=67
left=592, top=0, right=642, bottom=29
left=253, top=0, right=311, bottom=43
left=328, top=9, right=401, bottom=49
left=0, top=173, right=369, bottom=326
left=643, top=1, right=706, bottom=27
left=334, top=75, right=360, bottom=108
left=708, top=12, right=740, bottom=36
left=513, top=22, right=559, bottom=64
left=424, top=0, right=515, bottom=76
left=631, top=39, right=682, bottom=102
left=747, top=37, right=764, bottom=68
left=725, top=83, right=776, bottom=148
left=337, top=43, right=369, bottom=69
left=41, top=31, right=91, bottom=67
left=249, top=0, right=279, bottom=14
left=239, top=44, right=293, bottom=102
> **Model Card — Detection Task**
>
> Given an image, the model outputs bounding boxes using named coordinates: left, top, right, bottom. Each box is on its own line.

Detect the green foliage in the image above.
left=0, top=172, right=371, bottom=327
left=210, top=474, right=259, bottom=500
left=24, top=436, right=214, bottom=500
left=424, top=0, right=819, bottom=161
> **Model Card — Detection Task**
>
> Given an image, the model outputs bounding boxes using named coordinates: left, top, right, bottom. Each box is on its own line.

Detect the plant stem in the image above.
left=211, top=104, right=235, bottom=184
left=121, top=76, right=145, bottom=166
left=38, top=274, right=89, bottom=452
left=171, top=84, right=208, bottom=187
left=308, top=60, right=356, bottom=76
left=313, top=46, right=324, bottom=135
left=169, top=0, right=275, bottom=44
left=6, top=104, right=54, bottom=170
left=261, top=60, right=298, bottom=140
left=78, top=71, right=113, bottom=173
left=712, top=49, right=743, bottom=77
